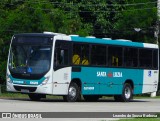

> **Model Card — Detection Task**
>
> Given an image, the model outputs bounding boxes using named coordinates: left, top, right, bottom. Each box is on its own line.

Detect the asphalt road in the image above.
left=0, top=98, right=159, bottom=120
left=0, top=98, right=159, bottom=112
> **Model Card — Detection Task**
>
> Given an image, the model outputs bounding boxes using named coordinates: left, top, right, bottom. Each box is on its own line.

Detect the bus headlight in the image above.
left=42, top=76, right=50, bottom=85
left=6, top=74, right=12, bottom=83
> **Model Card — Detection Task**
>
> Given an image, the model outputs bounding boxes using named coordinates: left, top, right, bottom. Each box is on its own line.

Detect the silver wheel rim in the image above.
left=125, top=87, right=131, bottom=99
left=69, top=87, right=76, bottom=99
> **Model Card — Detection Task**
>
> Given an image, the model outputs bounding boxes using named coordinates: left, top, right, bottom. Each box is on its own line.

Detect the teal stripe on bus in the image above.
left=71, top=36, right=144, bottom=48
left=71, top=67, right=143, bottom=95
left=9, top=75, right=45, bottom=85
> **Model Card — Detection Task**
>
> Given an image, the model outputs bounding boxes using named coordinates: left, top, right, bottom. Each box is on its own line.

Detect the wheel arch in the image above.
left=124, top=79, right=134, bottom=90
left=70, top=78, right=82, bottom=91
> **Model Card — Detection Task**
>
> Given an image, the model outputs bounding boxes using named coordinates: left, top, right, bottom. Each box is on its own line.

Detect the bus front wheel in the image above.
left=114, top=83, right=133, bottom=102
left=63, top=82, right=80, bottom=102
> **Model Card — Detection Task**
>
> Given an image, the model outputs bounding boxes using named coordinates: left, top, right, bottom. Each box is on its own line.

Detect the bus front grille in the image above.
left=14, top=86, right=37, bottom=92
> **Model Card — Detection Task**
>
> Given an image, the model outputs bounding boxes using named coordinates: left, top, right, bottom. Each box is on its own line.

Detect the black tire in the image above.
left=28, top=94, right=45, bottom=101
left=114, top=83, right=133, bottom=102
left=83, top=95, right=99, bottom=102
left=63, top=82, right=81, bottom=102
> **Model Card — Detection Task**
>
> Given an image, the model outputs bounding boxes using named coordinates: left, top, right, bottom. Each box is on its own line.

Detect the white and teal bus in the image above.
left=6, top=32, right=159, bottom=102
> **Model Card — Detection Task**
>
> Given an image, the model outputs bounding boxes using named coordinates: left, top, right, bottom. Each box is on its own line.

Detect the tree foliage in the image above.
left=0, top=0, right=158, bottom=83
left=115, top=0, right=157, bottom=42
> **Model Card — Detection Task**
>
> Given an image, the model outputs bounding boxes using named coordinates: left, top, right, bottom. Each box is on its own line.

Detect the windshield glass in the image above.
left=9, top=45, right=52, bottom=75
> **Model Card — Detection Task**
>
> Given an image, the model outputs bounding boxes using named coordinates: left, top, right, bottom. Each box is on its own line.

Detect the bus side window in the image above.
left=112, top=56, right=118, bottom=67
left=54, top=49, right=60, bottom=66
left=91, top=45, right=106, bottom=66
left=153, top=50, right=158, bottom=69
left=54, top=41, right=70, bottom=69
left=72, top=43, right=89, bottom=65
left=124, top=47, right=138, bottom=68
left=54, top=48, right=69, bottom=67
left=108, top=46, right=122, bottom=67
left=139, top=49, right=152, bottom=68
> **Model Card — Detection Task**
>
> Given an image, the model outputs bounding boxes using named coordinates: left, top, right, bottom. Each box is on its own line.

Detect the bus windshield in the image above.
left=8, top=35, right=53, bottom=79
left=9, top=45, right=52, bottom=75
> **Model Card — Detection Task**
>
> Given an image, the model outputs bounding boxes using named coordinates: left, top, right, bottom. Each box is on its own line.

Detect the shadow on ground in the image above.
left=0, top=97, right=149, bottom=103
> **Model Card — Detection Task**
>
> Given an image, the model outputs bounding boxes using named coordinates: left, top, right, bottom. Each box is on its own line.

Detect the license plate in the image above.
left=21, top=89, right=29, bottom=93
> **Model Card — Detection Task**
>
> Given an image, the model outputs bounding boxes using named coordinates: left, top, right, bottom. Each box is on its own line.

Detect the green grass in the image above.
left=0, top=92, right=63, bottom=99
left=0, top=92, right=28, bottom=98
left=134, top=96, right=160, bottom=99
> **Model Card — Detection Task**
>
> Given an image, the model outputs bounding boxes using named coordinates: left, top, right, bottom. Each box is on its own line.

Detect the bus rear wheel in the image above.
left=63, top=82, right=80, bottom=102
left=114, top=83, right=133, bottom=102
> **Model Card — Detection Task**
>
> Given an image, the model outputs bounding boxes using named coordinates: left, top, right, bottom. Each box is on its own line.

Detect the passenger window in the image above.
left=108, top=46, right=123, bottom=67
left=139, top=49, right=152, bottom=68
left=72, top=43, right=89, bottom=65
left=124, top=48, right=138, bottom=67
left=91, top=45, right=106, bottom=66
left=153, top=50, right=158, bottom=69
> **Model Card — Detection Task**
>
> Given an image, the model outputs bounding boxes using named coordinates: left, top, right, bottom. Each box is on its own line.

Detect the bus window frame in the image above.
left=90, top=44, right=107, bottom=66
left=56, top=40, right=158, bottom=70
left=72, top=42, right=90, bottom=66
left=53, top=40, right=71, bottom=71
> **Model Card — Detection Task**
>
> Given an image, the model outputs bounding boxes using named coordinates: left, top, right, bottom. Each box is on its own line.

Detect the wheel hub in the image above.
left=69, top=87, right=76, bottom=99
left=125, top=87, right=131, bottom=99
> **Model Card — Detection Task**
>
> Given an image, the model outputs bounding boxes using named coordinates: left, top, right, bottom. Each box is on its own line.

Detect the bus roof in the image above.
left=14, top=33, right=55, bottom=38
left=13, top=33, right=158, bottom=49
left=71, top=36, right=158, bottom=49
